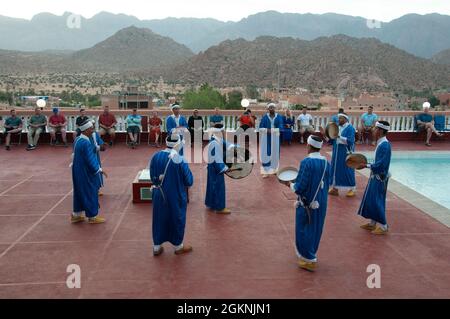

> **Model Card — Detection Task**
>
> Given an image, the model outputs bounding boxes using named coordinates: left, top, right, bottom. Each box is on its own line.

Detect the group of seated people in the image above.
left=1, top=104, right=446, bottom=150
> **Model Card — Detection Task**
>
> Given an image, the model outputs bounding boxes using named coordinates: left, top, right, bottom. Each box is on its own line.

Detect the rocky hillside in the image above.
left=159, top=35, right=450, bottom=90
left=432, top=48, right=450, bottom=65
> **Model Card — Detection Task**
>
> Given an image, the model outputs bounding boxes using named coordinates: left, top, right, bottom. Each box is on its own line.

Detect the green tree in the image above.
left=428, top=96, right=440, bottom=108
left=183, top=84, right=225, bottom=109
left=226, top=90, right=243, bottom=109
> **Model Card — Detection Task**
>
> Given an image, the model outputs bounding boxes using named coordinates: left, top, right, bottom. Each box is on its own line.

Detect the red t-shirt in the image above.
left=239, top=115, right=253, bottom=127
left=99, top=113, right=117, bottom=127
left=149, top=117, right=162, bottom=127
left=49, top=114, right=66, bottom=125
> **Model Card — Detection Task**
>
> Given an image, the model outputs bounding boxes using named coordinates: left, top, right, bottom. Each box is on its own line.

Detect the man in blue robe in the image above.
left=329, top=113, right=356, bottom=197
left=282, top=135, right=331, bottom=272
left=259, top=103, right=283, bottom=178
left=71, top=120, right=107, bottom=224
left=357, top=121, right=392, bottom=235
left=150, top=134, right=194, bottom=256
left=166, top=103, right=189, bottom=156
left=204, top=128, right=236, bottom=214
left=90, top=125, right=105, bottom=196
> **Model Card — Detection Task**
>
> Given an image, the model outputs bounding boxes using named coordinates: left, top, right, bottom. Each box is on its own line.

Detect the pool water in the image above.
left=364, top=151, right=450, bottom=210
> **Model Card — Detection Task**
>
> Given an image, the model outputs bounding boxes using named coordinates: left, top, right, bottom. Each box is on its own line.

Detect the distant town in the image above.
left=0, top=75, right=449, bottom=111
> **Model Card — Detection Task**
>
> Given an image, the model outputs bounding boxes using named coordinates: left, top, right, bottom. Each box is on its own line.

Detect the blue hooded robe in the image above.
left=292, top=153, right=331, bottom=262
left=330, top=122, right=356, bottom=189
left=72, top=135, right=102, bottom=218
left=166, top=115, right=188, bottom=156
left=259, top=113, right=283, bottom=174
left=150, top=149, right=193, bottom=246
left=90, top=131, right=104, bottom=189
left=205, top=136, right=230, bottom=211
left=357, top=137, right=391, bottom=225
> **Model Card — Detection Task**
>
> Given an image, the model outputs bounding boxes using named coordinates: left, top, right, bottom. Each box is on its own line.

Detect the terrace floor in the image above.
left=0, top=140, right=449, bottom=298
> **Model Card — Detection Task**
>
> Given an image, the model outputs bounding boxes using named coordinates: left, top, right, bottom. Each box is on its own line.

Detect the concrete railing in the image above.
left=1, top=109, right=450, bottom=133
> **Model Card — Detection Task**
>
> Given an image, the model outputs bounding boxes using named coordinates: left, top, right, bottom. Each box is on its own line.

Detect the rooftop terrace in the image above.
left=0, top=140, right=449, bottom=298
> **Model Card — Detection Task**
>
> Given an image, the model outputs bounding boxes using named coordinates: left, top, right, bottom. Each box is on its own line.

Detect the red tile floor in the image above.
left=0, top=140, right=449, bottom=298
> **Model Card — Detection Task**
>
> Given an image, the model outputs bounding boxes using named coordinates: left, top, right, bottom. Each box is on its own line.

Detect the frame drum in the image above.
left=277, top=166, right=299, bottom=183
left=325, top=122, right=339, bottom=139
left=224, top=147, right=254, bottom=179
left=345, top=153, right=368, bottom=169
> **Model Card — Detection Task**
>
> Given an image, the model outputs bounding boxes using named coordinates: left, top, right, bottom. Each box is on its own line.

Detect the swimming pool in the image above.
left=363, top=151, right=450, bottom=210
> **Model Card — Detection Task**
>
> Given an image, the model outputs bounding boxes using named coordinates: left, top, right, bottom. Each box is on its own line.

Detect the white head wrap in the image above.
left=338, top=113, right=349, bottom=120
left=267, top=103, right=276, bottom=109
left=375, top=121, right=390, bottom=131
left=166, top=134, right=182, bottom=148
left=171, top=103, right=181, bottom=110
left=79, top=120, right=93, bottom=131
left=307, top=135, right=323, bottom=149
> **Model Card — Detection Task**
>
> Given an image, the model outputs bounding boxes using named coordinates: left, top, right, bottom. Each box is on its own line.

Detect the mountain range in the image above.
left=157, top=35, right=450, bottom=90
left=1, top=25, right=449, bottom=91
left=1, top=11, right=450, bottom=58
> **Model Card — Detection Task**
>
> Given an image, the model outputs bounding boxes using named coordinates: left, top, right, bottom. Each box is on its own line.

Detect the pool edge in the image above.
left=357, top=169, right=450, bottom=228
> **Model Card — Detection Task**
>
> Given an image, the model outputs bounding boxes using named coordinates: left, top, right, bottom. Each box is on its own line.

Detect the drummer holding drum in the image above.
left=328, top=113, right=357, bottom=197
left=205, top=126, right=247, bottom=214
left=356, top=121, right=392, bottom=235
left=280, top=135, right=331, bottom=272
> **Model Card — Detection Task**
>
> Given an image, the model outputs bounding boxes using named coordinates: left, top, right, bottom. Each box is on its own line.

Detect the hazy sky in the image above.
left=2, top=0, right=449, bottom=22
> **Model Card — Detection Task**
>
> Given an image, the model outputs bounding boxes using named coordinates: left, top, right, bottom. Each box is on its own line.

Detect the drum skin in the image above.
left=345, top=153, right=368, bottom=169
left=225, top=147, right=254, bottom=179
left=325, top=122, right=339, bottom=139
left=277, top=166, right=299, bottom=183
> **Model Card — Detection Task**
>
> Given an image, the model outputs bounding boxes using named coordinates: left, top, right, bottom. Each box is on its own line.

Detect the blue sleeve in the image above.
left=293, top=159, right=310, bottom=197
left=181, top=160, right=194, bottom=187
left=213, top=161, right=228, bottom=175
left=82, top=141, right=100, bottom=175
left=259, top=115, right=268, bottom=129
left=275, top=115, right=283, bottom=128
left=181, top=117, right=188, bottom=127
left=344, top=126, right=356, bottom=150
left=149, top=154, right=160, bottom=185
left=371, top=143, right=391, bottom=175
left=166, top=117, right=175, bottom=133
left=97, top=133, right=104, bottom=146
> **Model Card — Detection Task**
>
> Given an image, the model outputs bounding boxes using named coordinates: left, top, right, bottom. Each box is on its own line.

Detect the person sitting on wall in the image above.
left=149, top=111, right=163, bottom=147
left=48, top=107, right=68, bottom=146
left=26, top=107, right=47, bottom=151
left=416, top=102, right=443, bottom=147
left=98, top=105, right=117, bottom=146
left=126, top=108, right=142, bottom=149
left=209, top=107, right=224, bottom=128
left=358, top=106, right=378, bottom=146
left=4, top=109, right=23, bottom=151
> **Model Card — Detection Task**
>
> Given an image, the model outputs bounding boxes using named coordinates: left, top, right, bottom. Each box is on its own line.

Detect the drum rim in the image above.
left=277, top=166, right=299, bottom=181
left=325, top=122, right=339, bottom=139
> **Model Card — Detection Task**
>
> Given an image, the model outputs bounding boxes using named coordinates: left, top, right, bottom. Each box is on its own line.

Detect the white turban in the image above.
left=166, top=134, right=182, bottom=148
left=267, top=103, right=276, bottom=109
left=338, top=113, right=349, bottom=120
left=376, top=121, right=390, bottom=131
left=307, top=135, right=323, bottom=149
left=170, top=103, right=181, bottom=110
left=79, top=120, right=93, bottom=131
